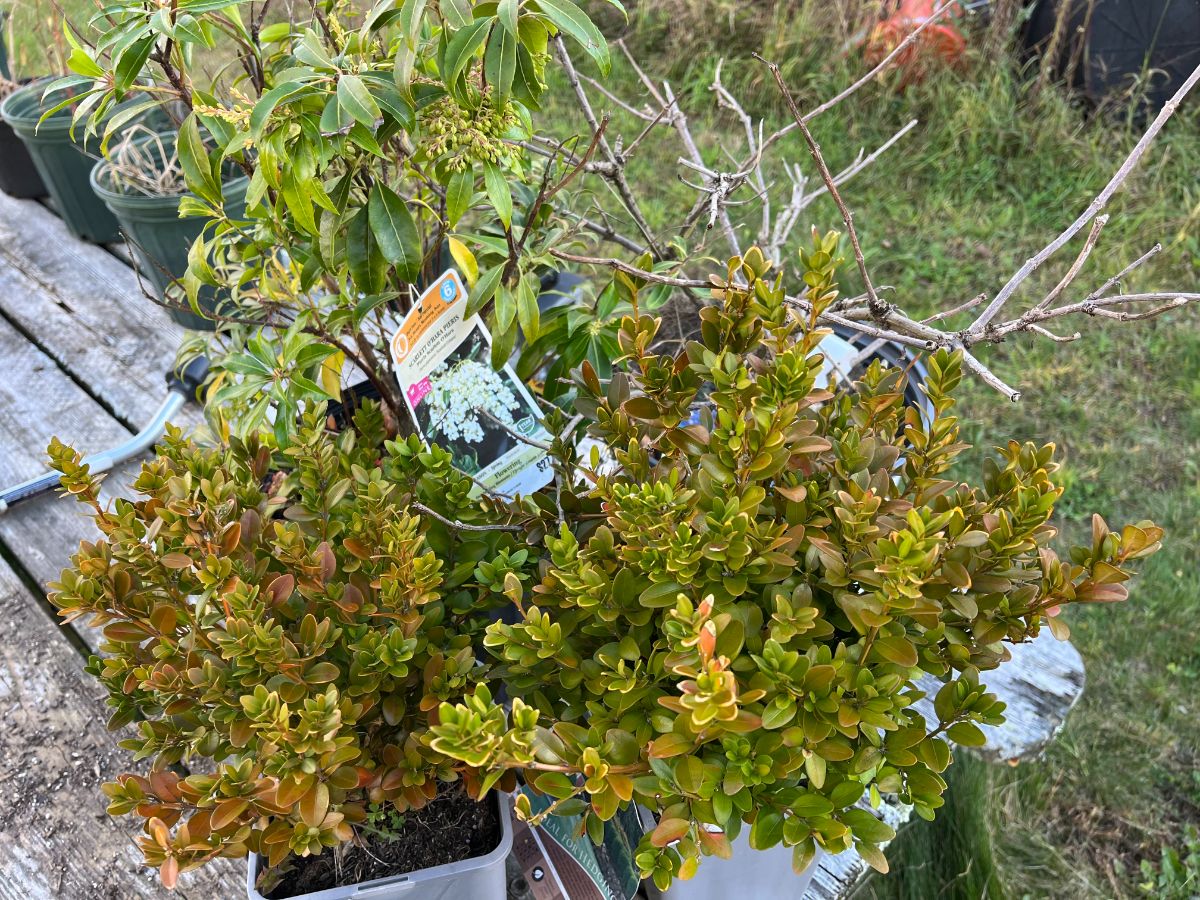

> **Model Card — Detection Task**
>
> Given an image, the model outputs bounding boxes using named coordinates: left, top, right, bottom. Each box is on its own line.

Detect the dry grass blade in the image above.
left=101, top=125, right=187, bottom=197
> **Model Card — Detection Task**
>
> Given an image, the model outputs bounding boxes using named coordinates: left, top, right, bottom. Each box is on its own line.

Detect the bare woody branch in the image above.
left=554, top=37, right=667, bottom=260
left=749, top=1, right=957, bottom=164
left=758, top=52, right=888, bottom=320
left=546, top=11, right=1198, bottom=402
left=970, top=60, right=1200, bottom=335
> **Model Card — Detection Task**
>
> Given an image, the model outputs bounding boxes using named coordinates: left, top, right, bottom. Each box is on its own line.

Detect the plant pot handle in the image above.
left=352, top=876, right=415, bottom=896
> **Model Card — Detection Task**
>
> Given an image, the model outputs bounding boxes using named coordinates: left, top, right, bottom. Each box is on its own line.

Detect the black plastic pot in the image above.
left=0, top=10, right=46, bottom=198
left=0, top=78, right=123, bottom=242
left=1025, top=0, right=1200, bottom=114
left=0, top=96, right=46, bottom=198
left=91, top=131, right=248, bottom=330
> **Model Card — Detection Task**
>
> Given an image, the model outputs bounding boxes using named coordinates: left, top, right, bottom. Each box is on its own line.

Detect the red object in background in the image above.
left=863, top=1, right=967, bottom=85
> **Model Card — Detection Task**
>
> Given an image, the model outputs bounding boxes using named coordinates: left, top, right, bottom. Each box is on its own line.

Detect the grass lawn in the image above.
left=5, top=1, right=1198, bottom=897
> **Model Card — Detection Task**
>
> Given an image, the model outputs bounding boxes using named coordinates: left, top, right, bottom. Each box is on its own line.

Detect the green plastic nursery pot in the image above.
left=1, top=78, right=124, bottom=242
left=91, top=131, right=248, bottom=331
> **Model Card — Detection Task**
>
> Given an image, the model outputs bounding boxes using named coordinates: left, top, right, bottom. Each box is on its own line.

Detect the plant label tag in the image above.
left=390, top=269, right=553, bottom=498
left=512, top=787, right=643, bottom=900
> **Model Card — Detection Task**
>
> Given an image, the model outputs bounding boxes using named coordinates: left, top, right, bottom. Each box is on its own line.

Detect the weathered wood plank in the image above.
left=0, top=314, right=148, bottom=655
left=0, top=555, right=243, bottom=899
left=0, top=314, right=133, bottom=488
left=0, top=190, right=186, bottom=426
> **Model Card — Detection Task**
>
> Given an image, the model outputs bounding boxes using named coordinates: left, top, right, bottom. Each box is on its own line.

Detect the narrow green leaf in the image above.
left=443, top=19, right=490, bottom=87
left=398, top=0, right=429, bottom=42
left=516, top=271, right=540, bottom=342
left=466, top=265, right=504, bottom=316
left=258, top=22, right=291, bottom=42
left=249, top=80, right=315, bottom=139
left=348, top=206, right=387, bottom=294
left=533, top=0, right=610, bottom=74
left=177, top=114, right=221, bottom=205
left=498, top=0, right=520, bottom=34
left=484, top=23, right=517, bottom=105
left=493, top=283, right=516, bottom=333
left=446, top=165, right=474, bottom=227
left=368, top=183, right=422, bottom=283
left=512, top=45, right=544, bottom=109
left=114, top=34, right=156, bottom=92
left=337, top=74, right=381, bottom=128
left=441, top=0, right=473, bottom=28
left=483, top=161, right=512, bottom=228
left=67, top=49, right=104, bottom=78
left=490, top=313, right=518, bottom=369
left=281, top=168, right=318, bottom=235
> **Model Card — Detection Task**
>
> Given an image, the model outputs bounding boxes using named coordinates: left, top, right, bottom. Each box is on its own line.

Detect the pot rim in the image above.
left=91, top=130, right=249, bottom=210
left=0, top=76, right=78, bottom=136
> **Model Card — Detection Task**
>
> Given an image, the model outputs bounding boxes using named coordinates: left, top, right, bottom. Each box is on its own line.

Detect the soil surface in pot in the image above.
left=263, top=783, right=501, bottom=899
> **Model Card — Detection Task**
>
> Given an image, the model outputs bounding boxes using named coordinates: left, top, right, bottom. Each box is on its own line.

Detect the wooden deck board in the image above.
left=0, top=191, right=186, bottom=426
left=0, top=313, right=149, bottom=654
left=0, top=555, right=243, bottom=899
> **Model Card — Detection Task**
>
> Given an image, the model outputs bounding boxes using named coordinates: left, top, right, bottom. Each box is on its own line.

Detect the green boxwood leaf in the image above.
left=840, top=808, right=896, bottom=844
left=749, top=808, right=784, bottom=850
left=946, top=721, right=987, bottom=747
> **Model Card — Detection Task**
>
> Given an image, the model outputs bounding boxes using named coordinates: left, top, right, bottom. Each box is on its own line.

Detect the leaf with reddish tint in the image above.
left=275, top=774, right=311, bottom=810
left=210, top=797, right=249, bottom=830
left=650, top=817, right=689, bottom=847
left=649, top=733, right=693, bottom=758
left=159, top=856, right=180, bottom=889
left=306, top=661, right=340, bottom=683
left=103, top=622, right=149, bottom=642
left=159, top=552, right=193, bottom=570
left=266, top=574, right=294, bottom=605
left=698, top=828, right=732, bottom=859
left=147, top=817, right=171, bottom=848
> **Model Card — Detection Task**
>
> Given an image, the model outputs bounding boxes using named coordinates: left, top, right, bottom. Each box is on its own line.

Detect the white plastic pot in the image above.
left=246, top=793, right=513, bottom=900
left=656, top=827, right=822, bottom=900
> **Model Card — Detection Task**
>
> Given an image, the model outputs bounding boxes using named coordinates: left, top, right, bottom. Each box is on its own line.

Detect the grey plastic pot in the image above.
left=90, top=131, right=248, bottom=330
left=246, top=793, right=513, bottom=900
left=0, top=77, right=122, bottom=241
